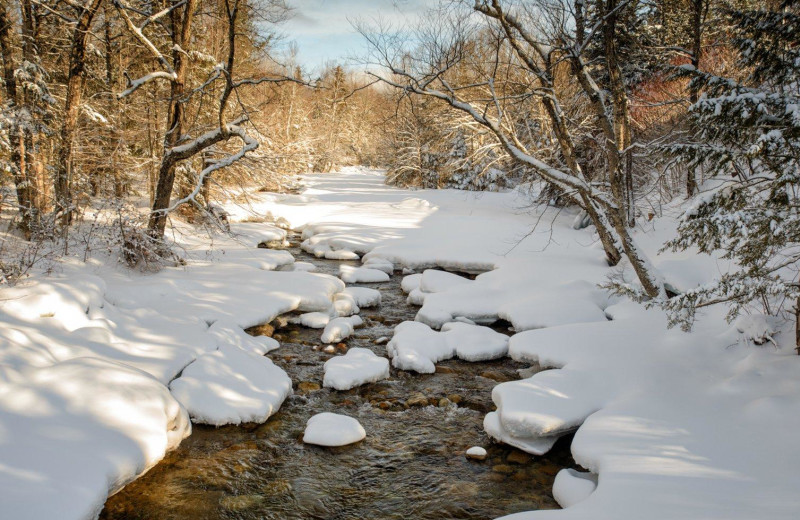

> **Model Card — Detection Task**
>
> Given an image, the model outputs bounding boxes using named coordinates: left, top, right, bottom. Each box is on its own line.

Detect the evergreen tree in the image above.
left=662, top=0, right=800, bottom=349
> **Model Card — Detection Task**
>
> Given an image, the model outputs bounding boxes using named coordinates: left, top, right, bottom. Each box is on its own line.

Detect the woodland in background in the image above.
left=0, top=0, right=391, bottom=245
left=1, top=0, right=798, bottom=340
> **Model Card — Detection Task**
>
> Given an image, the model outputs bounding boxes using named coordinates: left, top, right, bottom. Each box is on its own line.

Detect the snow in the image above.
left=0, top=358, right=190, bottom=520
left=303, top=412, right=366, bottom=446
left=249, top=169, right=800, bottom=520
left=552, top=469, right=598, bottom=508
left=442, top=321, right=509, bottom=361
left=339, top=264, right=390, bottom=283
left=415, top=277, right=610, bottom=330
left=0, top=204, right=347, bottom=516
left=333, top=292, right=360, bottom=316
left=401, top=273, right=422, bottom=293
left=208, top=319, right=280, bottom=355
left=386, top=320, right=508, bottom=373
left=407, top=287, right=426, bottom=306
left=169, top=346, right=292, bottom=426
left=290, top=311, right=332, bottom=328
left=466, top=446, right=487, bottom=459
left=363, top=257, right=394, bottom=274
left=490, top=365, right=610, bottom=438
left=286, top=261, right=317, bottom=272
left=419, top=269, right=472, bottom=293
left=325, top=249, right=361, bottom=260
left=483, top=411, right=561, bottom=455
left=323, top=347, right=390, bottom=390
left=342, top=286, right=382, bottom=307
left=401, top=269, right=472, bottom=307
left=321, top=316, right=364, bottom=343
left=4, top=168, right=800, bottom=520
left=386, top=321, right=456, bottom=373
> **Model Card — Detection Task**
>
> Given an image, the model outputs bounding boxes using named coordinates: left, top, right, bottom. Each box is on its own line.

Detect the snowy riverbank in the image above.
left=2, top=167, right=799, bottom=519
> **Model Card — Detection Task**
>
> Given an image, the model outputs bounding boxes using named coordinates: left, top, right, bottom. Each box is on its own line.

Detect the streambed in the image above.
left=100, top=240, right=574, bottom=520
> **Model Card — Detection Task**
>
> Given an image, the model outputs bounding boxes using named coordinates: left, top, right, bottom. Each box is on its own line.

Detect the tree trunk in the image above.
left=795, top=297, right=800, bottom=355
left=1, top=3, right=38, bottom=234
left=147, top=0, right=197, bottom=239
left=54, top=0, right=105, bottom=225
left=686, top=0, right=704, bottom=197
left=603, top=0, right=635, bottom=227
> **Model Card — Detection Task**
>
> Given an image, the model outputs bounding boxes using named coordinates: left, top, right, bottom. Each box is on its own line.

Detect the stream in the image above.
left=100, top=237, right=575, bottom=520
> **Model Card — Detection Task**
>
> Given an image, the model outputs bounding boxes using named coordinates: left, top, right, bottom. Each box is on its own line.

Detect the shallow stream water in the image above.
left=100, top=239, right=574, bottom=520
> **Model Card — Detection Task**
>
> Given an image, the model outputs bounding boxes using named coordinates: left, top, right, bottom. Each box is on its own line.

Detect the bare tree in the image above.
left=360, top=0, right=666, bottom=298
left=52, top=0, right=106, bottom=225
left=0, top=0, right=49, bottom=234
left=114, top=0, right=294, bottom=240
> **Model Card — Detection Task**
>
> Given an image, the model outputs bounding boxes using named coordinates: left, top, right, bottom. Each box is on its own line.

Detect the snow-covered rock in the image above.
left=289, top=261, right=317, bottom=272
left=321, top=316, right=363, bottom=343
left=303, top=413, right=366, bottom=446
left=407, top=288, right=426, bottom=306
left=552, top=468, right=598, bottom=508
left=386, top=320, right=508, bottom=373
left=339, top=265, right=390, bottom=283
left=290, top=311, right=332, bottom=329
left=169, top=346, right=292, bottom=426
left=419, top=269, right=471, bottom=293
left=208, top=319, right=279, bottom=355
left=401, top=273, right=422, bottom=293
left=325, top=249, right=360, bottom=261
left=442, top=321, right=508, bottom=361
left=466, top=446, right=488, bottom=461
left=342, top=286, right=382, bottom=307
left=323, top=348, right=390, bottom=390
left=491, top=369, right=608, bottom=438
left=334, top=292, right=360, bottom=316
left=363, top=257, right=394, bottom=274
left=483, top=411, right=560, bottom=456
left=386, top=321, right=455, bottom=373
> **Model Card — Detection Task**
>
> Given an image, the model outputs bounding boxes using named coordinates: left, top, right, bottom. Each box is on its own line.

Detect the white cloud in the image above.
left=278, top=0, right=429, bottom=66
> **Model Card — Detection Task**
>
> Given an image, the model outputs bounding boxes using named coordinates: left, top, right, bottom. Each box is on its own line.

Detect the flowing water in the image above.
left=101, top=238, right=575, bottom=520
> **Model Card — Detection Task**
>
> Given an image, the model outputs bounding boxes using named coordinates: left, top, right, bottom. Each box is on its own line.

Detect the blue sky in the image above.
left=279, top=0, right=428, bottom=70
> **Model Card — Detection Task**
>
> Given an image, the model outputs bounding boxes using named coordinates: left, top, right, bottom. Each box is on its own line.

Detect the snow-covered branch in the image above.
left=118, top=71, right=178, bottom=99
left=162, top=123, right=258, bottom=214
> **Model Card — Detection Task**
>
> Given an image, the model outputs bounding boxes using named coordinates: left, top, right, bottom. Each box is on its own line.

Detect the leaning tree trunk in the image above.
left=54, top=0, right=105, bottom=225
left=147, top=0, right=197, bottom=239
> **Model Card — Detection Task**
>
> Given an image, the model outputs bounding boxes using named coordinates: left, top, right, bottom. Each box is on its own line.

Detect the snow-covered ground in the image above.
left=0, top=215, right=345, bottom=518
left=2, top=166, right=799, bottom=519
left=237, top=168, right=800, bottom=519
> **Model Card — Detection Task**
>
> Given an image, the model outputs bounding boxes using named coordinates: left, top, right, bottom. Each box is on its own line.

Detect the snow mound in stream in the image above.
left=340, top=265, right=390, bottom=283
left=363, top=257, right=394, bottom=274
left=552, top=468, right=598, bottom=508
left=386, top=320, right=508, bottom=373
left=321, top=316, right=363, bottom=343
left=208, top=319, right=279, bottom=355
left=169, top=346, right=292, bottom=426
left=290, top=311, right=332, bottom=329
left=303, top=412, right=366, bottom=446
left=323, top=347, right=390, bottom=390
left=342, top=286, right=382, bottom=307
